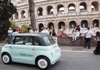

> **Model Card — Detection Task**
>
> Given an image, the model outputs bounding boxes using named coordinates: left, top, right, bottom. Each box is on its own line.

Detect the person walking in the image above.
left=93, top=35, right=100, bottom=55
left=84, top=27, right=93, bottom=49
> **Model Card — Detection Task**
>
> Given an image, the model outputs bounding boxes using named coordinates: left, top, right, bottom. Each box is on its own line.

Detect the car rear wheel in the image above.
left=2, top=53, right=12, bottom=64
left=36, top=57, right=51, bottom=70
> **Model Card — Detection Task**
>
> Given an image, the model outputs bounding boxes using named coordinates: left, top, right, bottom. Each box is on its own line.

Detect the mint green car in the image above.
left=1, top=33, right=61, bottom=70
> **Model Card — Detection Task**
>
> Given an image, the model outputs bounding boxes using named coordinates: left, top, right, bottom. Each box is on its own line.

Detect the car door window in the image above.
left=24, top=36, right=33, bottom=45
left=14, top=36, right=24, bottom=45
left=32, top=36, right=41, bottom=46
left=14, top=36, right=33, bottom=45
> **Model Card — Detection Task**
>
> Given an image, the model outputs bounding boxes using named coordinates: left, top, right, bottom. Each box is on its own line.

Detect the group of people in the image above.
left=59, top=25, right=82, bottom=41
left=7, top=26, right=58, bottom=43
left=7, top=27, right=23, bottom=39
left=7, top=27, right=23, bottom=43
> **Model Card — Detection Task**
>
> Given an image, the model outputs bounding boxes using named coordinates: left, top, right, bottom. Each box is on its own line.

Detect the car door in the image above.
left=11, top=36, right=35, bottom=64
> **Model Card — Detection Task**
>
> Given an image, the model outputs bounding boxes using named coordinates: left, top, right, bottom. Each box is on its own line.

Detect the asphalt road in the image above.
left=0, top=47, right=100, bottom=70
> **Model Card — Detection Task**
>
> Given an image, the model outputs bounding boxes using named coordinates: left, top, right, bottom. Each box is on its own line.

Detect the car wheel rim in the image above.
left=38, top=59, right=48, bottom=69
left=2, top=55, right=10, bottom=63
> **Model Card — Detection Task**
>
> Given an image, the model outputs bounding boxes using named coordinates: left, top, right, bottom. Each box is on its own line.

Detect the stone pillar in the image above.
left=77, top=19, right=80, bottom=25
left=76, top=3, right=80, bottom=15
left=54, top=21, right=58, bottom=35
left=25, top=9, right=29, bottom=19
left=43, top=5, right=47, bottom=16
left=87, top=2, right=91, bottom=13
left=88, top=18, right=92, bottom=27
left=99, top=4, right=100, bottom=12
left=65, top=19, right=69, bottom=32
left=66, top=3, right=69, bottom=14
left=64, top=2, right=68, bottom=14
left=53, top=4, right=57, bottom=16
left=18, top=10, right=22, bottom=20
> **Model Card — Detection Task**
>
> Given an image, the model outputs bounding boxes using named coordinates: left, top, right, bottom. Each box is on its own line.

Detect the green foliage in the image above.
left=0, top=0, right=17, bottom=40
left=21, top=25, right=28, bottom=33
left=0, top=0, right=17, bottom=20
left=10, top=18, right=19, bottom=30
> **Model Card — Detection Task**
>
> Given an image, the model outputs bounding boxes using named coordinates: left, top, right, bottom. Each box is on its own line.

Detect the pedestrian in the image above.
left=49, top=29, right=57, bottom=43
left=84, top=27, right=93, bottom=49
left=41, top=27, right=49, bottom=34
left=28, top=27, right=33, bottom=33
left=75, top=25, right=80, bottom=32
left=7, top=27, right=13, bottom=43
left=12, top=29, right=19, bottom=36
left=72, top=29, right=77, bottom=41
left=93, top=35, right=100, bottom=55
left=18, top=27, right=23, bottom=33
left=8, top=27, right=13, bottom=38
left=75, top=25, right=83, bottom=37
left=34, top=28, right=38, bottom=33
left=60, top=27, right=67, bottom=37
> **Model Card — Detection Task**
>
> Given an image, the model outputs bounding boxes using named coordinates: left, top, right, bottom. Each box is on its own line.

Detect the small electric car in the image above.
left=1, top=33, right=61, bottom=70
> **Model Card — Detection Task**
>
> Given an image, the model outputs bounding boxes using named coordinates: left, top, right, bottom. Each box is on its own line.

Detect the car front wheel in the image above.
left=2, top=53, right=12, bottom=64
left=36, top=57, right=51, bottom=70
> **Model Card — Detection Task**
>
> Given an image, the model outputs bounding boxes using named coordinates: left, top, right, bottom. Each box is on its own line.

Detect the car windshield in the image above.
left=43, top=35, right=55, bottom=45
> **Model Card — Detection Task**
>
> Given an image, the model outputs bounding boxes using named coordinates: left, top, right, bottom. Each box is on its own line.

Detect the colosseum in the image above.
left=11, top=0, right=100, bottom=35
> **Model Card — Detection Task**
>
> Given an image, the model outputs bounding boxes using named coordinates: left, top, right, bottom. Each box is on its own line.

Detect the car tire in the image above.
left=36, top=57, right=51, bottom=70
left=2, top=53, right=12, bottom=64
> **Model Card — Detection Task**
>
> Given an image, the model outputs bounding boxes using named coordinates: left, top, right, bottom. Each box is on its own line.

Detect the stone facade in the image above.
left=11, top=0, right=100, bottom=34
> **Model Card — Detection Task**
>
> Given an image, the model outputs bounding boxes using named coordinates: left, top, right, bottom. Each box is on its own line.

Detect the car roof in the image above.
left=13, top=33, right=49, bottom=37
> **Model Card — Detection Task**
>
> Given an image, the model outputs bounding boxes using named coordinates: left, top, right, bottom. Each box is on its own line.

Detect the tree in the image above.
left=10, top=18, right=19, bottom=30
left=0, top=0, right=17, bottom=40
left=28, top=0, right=36, bottom=31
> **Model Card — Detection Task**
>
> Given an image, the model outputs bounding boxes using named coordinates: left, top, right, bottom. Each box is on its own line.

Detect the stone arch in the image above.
left=47, top=6, right=53, bottom=15
left=21, top=10, right=26, bottom=18
left=81, top=20, right=88, bottom=28
left=80, top=2, right=87, bottom=12
left=58, top=21, right=65, bottom=29
left=93, top=19, right=99, bottom=27
left=14, top=12, right=18, bottom=19
left=69, top=21, right=76, bottom=29
left=48, top=22, right=54, bottom=30
left=38, top=23, right=44, bottom=32
left=68, top=3, right=76, bottom=13
left=37, top=7, right=43, bottom=16
left=57, top=4, right=64, bottom=14
left=91, top=1, right=99, bottom=12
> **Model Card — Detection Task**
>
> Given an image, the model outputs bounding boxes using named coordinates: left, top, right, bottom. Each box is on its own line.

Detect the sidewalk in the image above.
left=60, top=46, right=95, bottom=53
